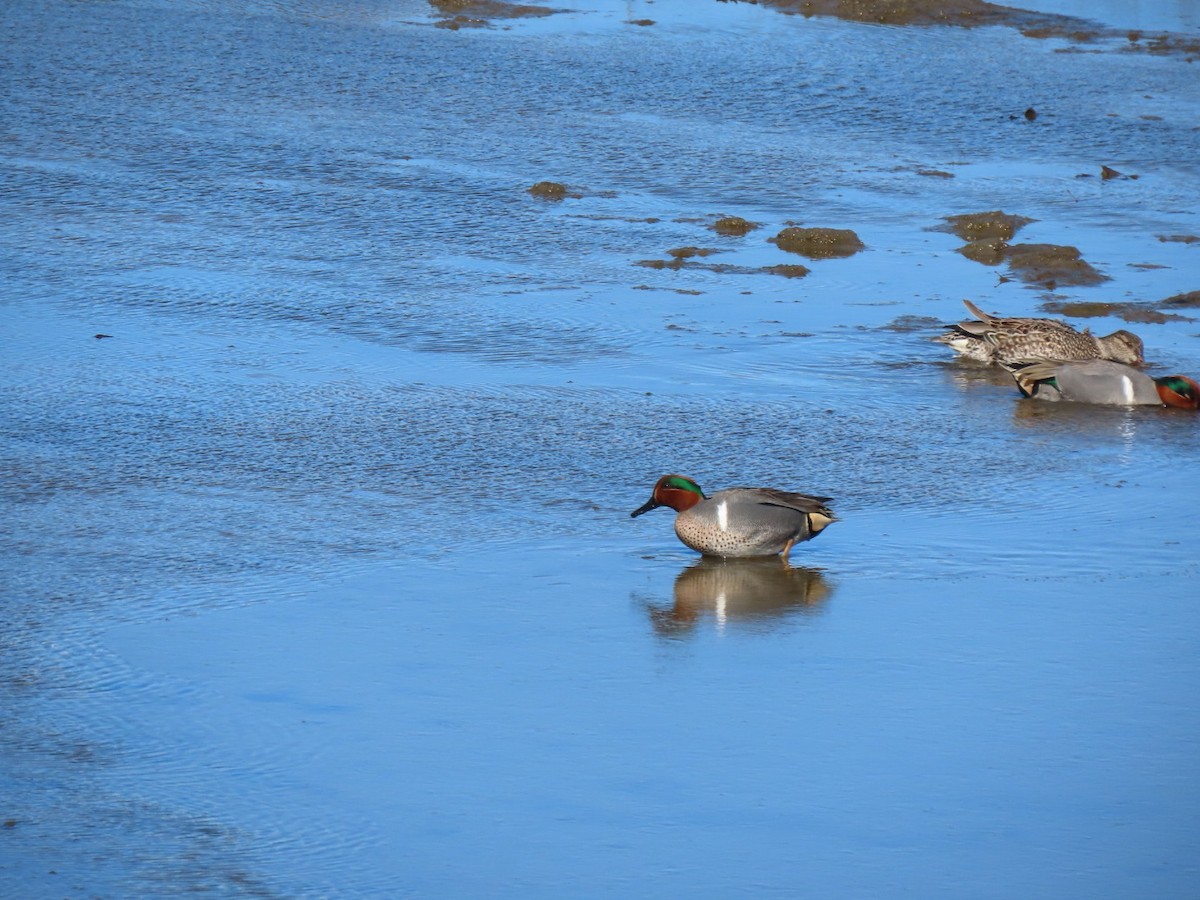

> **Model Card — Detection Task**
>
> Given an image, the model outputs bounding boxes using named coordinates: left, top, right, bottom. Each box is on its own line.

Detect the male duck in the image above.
left=631, top=474, right=836, bottom=559
left=934, top=299, right=1144, bottom=366
left=1004, top=359, right=1199, bottom=408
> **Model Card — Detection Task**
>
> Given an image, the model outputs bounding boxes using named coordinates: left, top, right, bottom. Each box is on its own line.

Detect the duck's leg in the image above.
left=780, top=539, right=795, bottom=560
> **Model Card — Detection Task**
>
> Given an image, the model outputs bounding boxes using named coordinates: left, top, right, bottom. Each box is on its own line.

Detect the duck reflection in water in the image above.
left=646, top=557, right=833, bottom=637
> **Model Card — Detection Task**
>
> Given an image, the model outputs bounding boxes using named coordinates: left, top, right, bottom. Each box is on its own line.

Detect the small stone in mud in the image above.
left=1004, top=243, right=1108, bottom=288
left=628, top=18, right=655, bottom=26
left=762, top=264, right=811, bottom=279
left=916, top=168, right=954, bottom=178
left=936, top=210, right=1034, bottom=242
left=769, top=226, right=864, bottom=259
left=710, top=216, right=759, bottom=236
left=94, top=333, right=113, bottom=339
left=1101, top=165, right=1123, bottom=180
left=1024, top=107, right=1038, bottom=120
left=527, top=181, right=569, bottom=200
left=1157, top=234, right=1200, bottom=245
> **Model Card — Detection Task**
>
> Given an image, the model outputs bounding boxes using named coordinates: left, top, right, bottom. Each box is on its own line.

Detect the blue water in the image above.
left=3, top=0, right=1199, bottom=896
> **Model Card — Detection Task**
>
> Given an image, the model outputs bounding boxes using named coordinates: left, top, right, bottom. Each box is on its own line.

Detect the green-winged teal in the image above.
left=1004, top=359, right=1199, bottom=408
left=630, top=475, right=836, bottom=559
left=934, top=299, right=1144, bottom=366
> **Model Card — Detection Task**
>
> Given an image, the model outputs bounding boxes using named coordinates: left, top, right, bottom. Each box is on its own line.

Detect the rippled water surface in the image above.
left=3, top=0, right=1199, bottom=896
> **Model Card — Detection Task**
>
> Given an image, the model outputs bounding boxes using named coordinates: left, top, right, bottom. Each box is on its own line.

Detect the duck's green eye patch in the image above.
left=664, top=476, right=703, bottom=495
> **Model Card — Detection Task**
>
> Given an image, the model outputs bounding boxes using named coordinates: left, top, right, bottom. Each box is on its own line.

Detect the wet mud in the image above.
left=1164, top=291, right=1200, bottom=309
left=1107, top=30, right=1200, bottom=61
left=768, top=226, right=865, bottom=259
left=709, top=215, right=760, bottom=236
left=934, top=210, right=1032, bottom=265
left=729, top=0, right=1090, bottom=29
left=935, top=210, right=1036, bottom=243
left=430, top=0, right=558, bottom=29
left=935, top=212, right=1107, bottom=289
left=634, top=248, right=721, bottom=271
left=1041, top=294, right=1199, bottom=325
left=1003, top=243, right=1109, bottom=289
left=527, top=180, right=580, bottom=200
left=761, top=264, right=812, bottom=279
left=735, top=0, right=1200, bottom=59
left=634, top=255, right=812, bottom=279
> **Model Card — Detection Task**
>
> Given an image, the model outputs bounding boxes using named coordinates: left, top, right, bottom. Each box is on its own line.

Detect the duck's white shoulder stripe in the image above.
left=717, top=499, right=728, bottom=531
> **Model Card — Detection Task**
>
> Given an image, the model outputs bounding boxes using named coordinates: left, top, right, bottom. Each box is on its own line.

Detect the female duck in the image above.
left=935, top=299, right=1144, bottom=366
left=631, top=475, right=836, bottom=559
left=1004, top=359, right=1199, bottom=408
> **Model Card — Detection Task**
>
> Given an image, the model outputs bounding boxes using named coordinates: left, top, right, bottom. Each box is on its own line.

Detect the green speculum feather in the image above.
left=1031, top=375, right=1058, bottom=396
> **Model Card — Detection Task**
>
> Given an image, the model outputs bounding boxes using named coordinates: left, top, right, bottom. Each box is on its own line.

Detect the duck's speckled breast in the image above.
left=674, top=493, right=805, bottom=558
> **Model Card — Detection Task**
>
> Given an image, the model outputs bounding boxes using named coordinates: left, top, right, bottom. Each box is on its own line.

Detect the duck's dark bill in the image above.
left=630, top=498, right=660, bottom=518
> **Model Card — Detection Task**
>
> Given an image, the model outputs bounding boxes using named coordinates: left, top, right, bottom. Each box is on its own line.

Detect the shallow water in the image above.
left=3, top=0, right=1199, bottom=896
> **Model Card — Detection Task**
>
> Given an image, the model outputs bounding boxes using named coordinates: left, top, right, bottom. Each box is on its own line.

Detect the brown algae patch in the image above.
left=1004, top=244, right=1108, bottom=289
left=743, top=0, right=1198, bottom=57
left=958, top=239, right=1008, bottom=266
left=762, top=264, right=811, bottom=279
left=635, top=258, right=690, bottom=271
left=1162, top=290, right=1200, bottom=309
left=769, top=227, right=864, bottom=259
left=738, top=0, right=1108, bottom=30
left=431, top=0, right=557, bottom=17
left=709, top=216, right=760, bottom=237
left=667, top=247, right=720, bottom=260
left=632, top=256, right=810, bottom=279
left=1040, top=299, right=1194, bottom=324
left=1122, top=31, right=1200, bottom=61
left=933, top=214, right=1106, bottom=289
left=935, top=210, right=1035, bottom=242
left=634, top=247, right=722, bottom=270
left=880, top=315, right=944, bottom=333
left=742, top=0, right=1200, bottom=60
left=934, top=210, right=1034, bottom=267
left=431, top=0, right=560, bottom=28
left=434, top=14, right=488, bottom=28
left=1157, top=234, right=1200, bottom=246
left=527, top=181, right=581, bottom=201
left=742, top=0, right=1024, bottom=27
